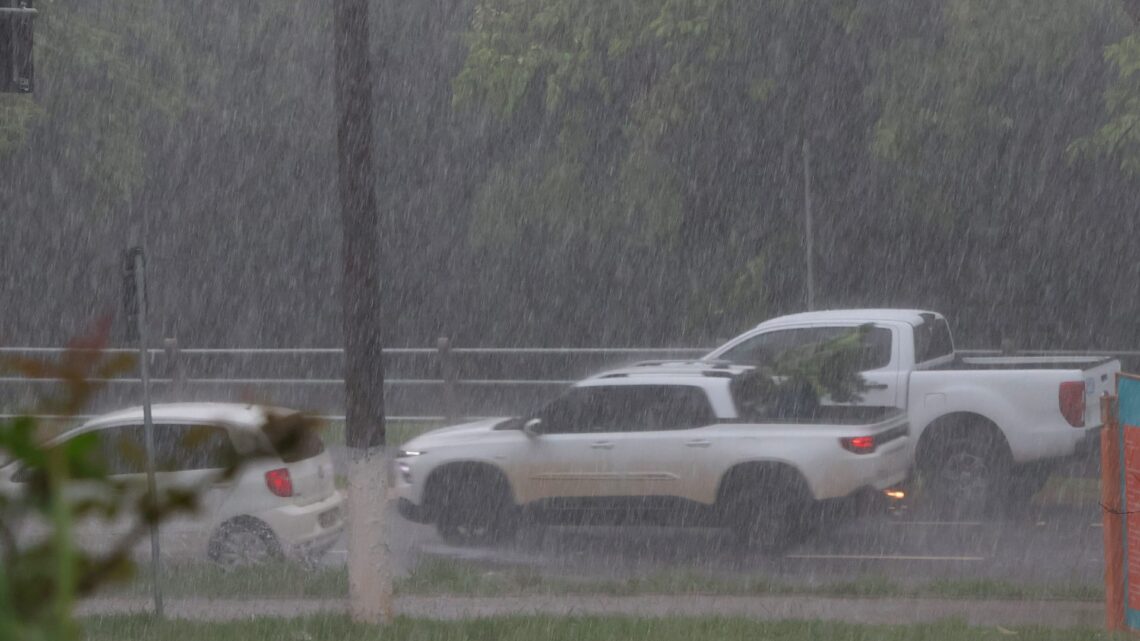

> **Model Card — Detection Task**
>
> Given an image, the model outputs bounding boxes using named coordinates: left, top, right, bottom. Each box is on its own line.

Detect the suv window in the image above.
left=720, top=326, right=892, bottom=371
left=913, top=314, right=954, bottom=363
left=537, top=385, right=716, bottom=433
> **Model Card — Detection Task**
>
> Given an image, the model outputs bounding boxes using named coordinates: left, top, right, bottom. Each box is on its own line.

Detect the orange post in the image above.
left=1103, top=393, right=1126, bottom=632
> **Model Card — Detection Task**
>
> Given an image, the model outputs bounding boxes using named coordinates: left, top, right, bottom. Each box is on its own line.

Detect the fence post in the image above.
left=163, top=338, right=184, bottom=396
left=1102, top=392, right=1126, bottom=632
left=437, top=337, right=456, bottom=423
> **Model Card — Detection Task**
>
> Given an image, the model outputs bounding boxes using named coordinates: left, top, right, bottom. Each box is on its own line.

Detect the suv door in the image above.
left=710, top=324, right=900, bottom=407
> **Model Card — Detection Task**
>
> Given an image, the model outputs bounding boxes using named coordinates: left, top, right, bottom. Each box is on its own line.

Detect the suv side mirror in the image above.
left=522, top=418, right=542, bottom=437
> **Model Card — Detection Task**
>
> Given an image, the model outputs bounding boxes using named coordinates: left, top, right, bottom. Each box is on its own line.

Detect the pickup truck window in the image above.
left=914, top=314, right=954, bottom=363
left=538, top=386, right=716, bottom=433
left=720, top=326, right=892, bottom=371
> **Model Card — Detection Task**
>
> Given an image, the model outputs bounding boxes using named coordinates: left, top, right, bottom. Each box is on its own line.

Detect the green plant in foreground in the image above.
left=0, top=323, right=314, bottom=641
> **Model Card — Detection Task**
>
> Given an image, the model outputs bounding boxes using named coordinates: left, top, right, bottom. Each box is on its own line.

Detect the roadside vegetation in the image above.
left=81, top=614, right=1113, bottom=641
left=105, top=558, right=1103, bottom=603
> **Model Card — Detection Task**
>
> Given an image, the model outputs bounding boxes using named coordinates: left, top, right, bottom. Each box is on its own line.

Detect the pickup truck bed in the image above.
left=931, top=355, right=1118, bottom=371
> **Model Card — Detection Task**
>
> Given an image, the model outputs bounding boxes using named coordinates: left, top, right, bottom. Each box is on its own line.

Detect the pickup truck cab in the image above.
left=705, top=309, right=1120, bottom=511
left=396, top=364, right=910, bottom=551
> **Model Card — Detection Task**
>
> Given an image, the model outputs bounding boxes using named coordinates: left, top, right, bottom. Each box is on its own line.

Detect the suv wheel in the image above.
left=432, top=468, right=517, bottom=547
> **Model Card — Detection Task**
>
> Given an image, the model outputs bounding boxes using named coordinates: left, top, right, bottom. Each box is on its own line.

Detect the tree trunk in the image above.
left=332, top=0, right=391, bottom=624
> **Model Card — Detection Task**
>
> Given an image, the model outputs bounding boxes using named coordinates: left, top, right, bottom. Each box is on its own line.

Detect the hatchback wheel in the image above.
left=208, top=519, right=282, bottom=567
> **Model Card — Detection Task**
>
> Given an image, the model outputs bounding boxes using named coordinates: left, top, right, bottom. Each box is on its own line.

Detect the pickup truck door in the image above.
left=711, top=323, right=902, bottom=408
left=598, top=385, right=723, bottom=506
left=518, top=387, right=623, bottom=502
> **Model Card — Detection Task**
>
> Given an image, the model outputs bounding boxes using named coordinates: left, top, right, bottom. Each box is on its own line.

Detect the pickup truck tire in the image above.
left=719, top=465, right=810, bottom=553
left=918, top=416, right=1011, bottom=517
left=427, top=464, right=518, bottom=547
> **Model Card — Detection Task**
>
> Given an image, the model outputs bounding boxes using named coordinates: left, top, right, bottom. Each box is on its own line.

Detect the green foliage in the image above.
left=0, top=1, right=192, bottom=212
left=1072, top=31, right=1140, bottom=174
left=870, top=0, right=1112, bottom=227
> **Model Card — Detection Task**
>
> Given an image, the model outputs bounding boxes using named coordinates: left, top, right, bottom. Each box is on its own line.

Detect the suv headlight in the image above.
left=397, top=449, right=425, bottom=458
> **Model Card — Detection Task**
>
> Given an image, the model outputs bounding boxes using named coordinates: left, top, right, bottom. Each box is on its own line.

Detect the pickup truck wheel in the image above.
left=432, top=468, right=518, bottom=547
left=921, top=433, right=1009, bottom=517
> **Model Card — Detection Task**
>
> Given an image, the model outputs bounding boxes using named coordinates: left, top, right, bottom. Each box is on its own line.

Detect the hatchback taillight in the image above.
left=265, top=468, right=294, bottom=497
left=1059, top=381, right=1086, bottom=428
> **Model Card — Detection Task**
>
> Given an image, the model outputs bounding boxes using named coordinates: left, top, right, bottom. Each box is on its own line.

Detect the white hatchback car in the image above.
left=0, top=403, right=344, bottom=565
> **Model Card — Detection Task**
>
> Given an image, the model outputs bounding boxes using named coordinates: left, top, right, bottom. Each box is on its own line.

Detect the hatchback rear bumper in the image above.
left=256, top=490, right=346, bottom=559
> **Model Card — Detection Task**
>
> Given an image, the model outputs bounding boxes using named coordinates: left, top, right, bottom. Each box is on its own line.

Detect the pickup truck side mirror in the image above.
left=522, top=418, right=542, bottom=438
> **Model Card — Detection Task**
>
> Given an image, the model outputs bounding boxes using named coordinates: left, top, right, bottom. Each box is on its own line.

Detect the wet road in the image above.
left=333, top=496, right=1107, bottom=588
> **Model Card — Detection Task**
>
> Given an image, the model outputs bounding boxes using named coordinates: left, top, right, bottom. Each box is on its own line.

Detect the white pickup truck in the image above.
left=396, top=365, right=911, bottom=551
left=705, top=309, right=1120, bottom=511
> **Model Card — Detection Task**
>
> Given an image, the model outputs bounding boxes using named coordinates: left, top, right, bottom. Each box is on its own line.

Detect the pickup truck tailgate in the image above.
left=1083, top=358, right=1121, bottom=427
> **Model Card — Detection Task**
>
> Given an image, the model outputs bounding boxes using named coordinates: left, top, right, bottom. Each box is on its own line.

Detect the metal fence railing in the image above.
left=1, top=343, right=1135, bottom=424
left=0, top=342, right=711, bottom=422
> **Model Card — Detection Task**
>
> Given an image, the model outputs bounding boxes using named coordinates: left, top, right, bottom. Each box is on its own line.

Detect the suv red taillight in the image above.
left=1059, top=381, right=1086, bottom=428
left=840, top=435, right=876, bottom=454
left=265, top=468, right=294, bottom=497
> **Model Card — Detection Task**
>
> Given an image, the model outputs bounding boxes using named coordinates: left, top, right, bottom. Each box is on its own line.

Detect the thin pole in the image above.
left=133, top=249, right=163, bottom=618
left=802, top=139, right=815, bottom=311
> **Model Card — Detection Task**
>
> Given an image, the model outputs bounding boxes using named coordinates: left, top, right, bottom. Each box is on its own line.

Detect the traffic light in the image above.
left=0, top=1, right=35, bottom=94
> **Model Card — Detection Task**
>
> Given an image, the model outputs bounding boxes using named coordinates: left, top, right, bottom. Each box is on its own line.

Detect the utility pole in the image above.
left=802, top=139, right=815, bottom=311
left=333, top=0, right=391, bottom=624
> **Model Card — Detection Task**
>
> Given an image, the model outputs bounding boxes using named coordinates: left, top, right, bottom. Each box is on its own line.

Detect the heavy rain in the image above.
left=2, top=1, right=1139, bottom=639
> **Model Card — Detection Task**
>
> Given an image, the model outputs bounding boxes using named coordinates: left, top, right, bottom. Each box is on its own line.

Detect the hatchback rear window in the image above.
left=262, top=415, right=326, bottom=463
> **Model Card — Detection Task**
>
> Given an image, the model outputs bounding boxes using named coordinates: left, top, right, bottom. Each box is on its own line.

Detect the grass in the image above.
left=1034, top=476, right=1099, bottom=506
left=395, top=559, right=1105, bottom=602
left=107, top=559, right=1103, bottom=603
left=80, top=614, right=1116, bottom=641
left=106, top=562, right=347, bottom=599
